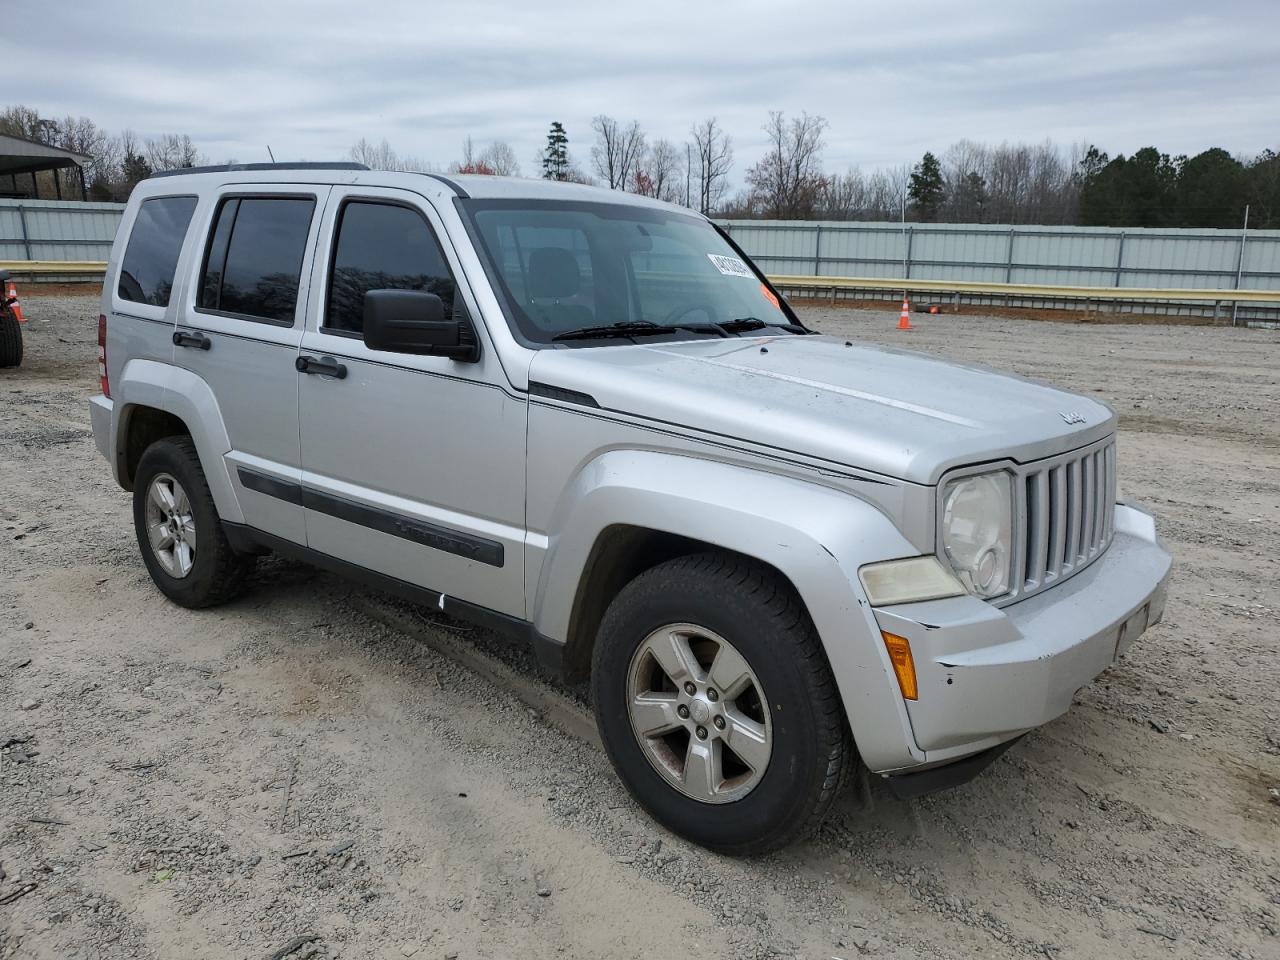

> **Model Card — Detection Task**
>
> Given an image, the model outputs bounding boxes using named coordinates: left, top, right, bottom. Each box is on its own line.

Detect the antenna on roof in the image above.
left=266, top=145, right=277, bottom=163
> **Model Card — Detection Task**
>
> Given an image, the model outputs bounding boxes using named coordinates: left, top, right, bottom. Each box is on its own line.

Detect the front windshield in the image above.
left=460, top=198, right=796, bottom=344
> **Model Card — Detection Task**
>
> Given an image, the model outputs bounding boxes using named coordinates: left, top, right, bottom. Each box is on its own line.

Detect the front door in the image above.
left=173, top=185, right=329, bottom=545
left=296, top=186, right=527, bottom=618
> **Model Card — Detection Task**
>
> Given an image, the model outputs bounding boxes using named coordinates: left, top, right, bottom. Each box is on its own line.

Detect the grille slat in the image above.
left=1065, top=460, right=1082, bottom=570
left=1103, top=444, right=1116, bottom=541
left=1004, top=438, right=1116, bottom=604
left=1048, top=466, right=1066, bottom=580
left=1024, top=471, right=1050, bottom=588
left=1082, top=451, right=1096, bottom=559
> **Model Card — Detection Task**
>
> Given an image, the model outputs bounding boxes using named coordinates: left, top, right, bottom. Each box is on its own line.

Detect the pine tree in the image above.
left=1175, top=148, right=1248, bottom=227
left=908, top=151, right=945, bottom=221
left=952, top=172, right=988, bottom=222
left=121, top=150, right=151, bottom=189
left=542, top=122, right=569, bottom=181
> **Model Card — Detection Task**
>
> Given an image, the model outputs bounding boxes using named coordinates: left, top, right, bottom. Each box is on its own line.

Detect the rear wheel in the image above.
left=0, top=306, right=21, bottom=368
left=591, top=552, right=850, bottom=854
left=133, top=437, right=254, bottom=607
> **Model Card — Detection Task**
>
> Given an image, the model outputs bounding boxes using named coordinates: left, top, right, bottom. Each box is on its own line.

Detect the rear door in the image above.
left=172, top=185, right=329, bottom=545
left=296, top=185, right=527, bottom=618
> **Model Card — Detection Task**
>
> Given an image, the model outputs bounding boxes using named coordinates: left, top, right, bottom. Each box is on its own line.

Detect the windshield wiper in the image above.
left=551, top=317, right=811, bottom=343
left=724, top=316, right=813, bottom=335
left=552, top=321, right=723, bottom=342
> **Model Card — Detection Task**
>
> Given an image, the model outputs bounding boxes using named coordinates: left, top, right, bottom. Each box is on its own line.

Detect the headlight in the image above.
left=941, top=471, right=1014, bottom=599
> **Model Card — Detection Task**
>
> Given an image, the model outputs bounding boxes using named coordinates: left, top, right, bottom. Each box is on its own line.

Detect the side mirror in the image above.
left=362, top=289, right=478, bottom=361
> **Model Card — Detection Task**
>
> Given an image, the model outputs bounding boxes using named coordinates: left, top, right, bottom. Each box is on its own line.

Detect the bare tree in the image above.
left=934, top=139, right=1081, bottom=224
left=633, top=138, right=682, bottom=202
left=450, top=138, right=521, bottom=176
left=56, top=116, right=106, bottom=162
left=820, top=168, right=867, bottom=220
left=349, top=137, right=432, bottom=173
left=690, top=117, right=733, bottom=215
left=481, top=141, right=520, bottom=176
left=744, top=111, right=828, bottom=219
left=866, top=165, right=909, bottom=221
left=591, top=115, right=646, bottom=190
left=0, top=104, right=46, bottom=141
left=145, top=133, right=204, bottom=171
left=350, top=137, right=397, bottom=170
left=459, top=135, right=478, bottom=170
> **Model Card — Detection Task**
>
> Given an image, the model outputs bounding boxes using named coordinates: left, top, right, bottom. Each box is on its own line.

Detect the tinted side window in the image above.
left=326, top=202, right=458, bottom=334
left=199, top=196, right=315, bottom=324
left=118, top=196, right=197, bottom=307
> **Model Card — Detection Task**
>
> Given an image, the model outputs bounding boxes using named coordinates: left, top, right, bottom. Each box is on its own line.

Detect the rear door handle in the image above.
left=173, top=330, right=212, bottom=350
left=295, top=354, right=347, bottom=379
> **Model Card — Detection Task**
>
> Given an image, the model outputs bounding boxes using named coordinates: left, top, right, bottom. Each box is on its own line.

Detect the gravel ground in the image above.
left=1, top=295, right=1277, bottom=960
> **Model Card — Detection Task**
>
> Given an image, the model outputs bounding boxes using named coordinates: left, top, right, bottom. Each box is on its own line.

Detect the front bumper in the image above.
left=872, top=503, right=1171, bottom=775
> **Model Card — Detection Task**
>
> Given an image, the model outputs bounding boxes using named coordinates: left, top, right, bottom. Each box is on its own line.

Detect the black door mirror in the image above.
left=362, top=289, right=477, bottom=361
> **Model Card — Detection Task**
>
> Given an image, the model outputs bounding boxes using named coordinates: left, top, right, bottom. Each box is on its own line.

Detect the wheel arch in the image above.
left=559, top=526, right=805, bottom=684
left=112, top=359, right=244, bottom=523
left=118, top=404, right=190, bottom=490
left=531, top=449, right=929, bottom=772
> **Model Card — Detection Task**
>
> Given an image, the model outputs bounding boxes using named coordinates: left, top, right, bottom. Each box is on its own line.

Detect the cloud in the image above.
left=3, top=0, right=1276, bottom=187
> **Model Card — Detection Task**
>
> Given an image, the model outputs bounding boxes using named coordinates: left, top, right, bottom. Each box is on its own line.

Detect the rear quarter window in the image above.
left=117, top=196, right=198, bottom=307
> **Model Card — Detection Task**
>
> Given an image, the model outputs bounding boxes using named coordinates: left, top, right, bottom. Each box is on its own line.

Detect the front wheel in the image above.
left=591, top=552, right=851, bottom=854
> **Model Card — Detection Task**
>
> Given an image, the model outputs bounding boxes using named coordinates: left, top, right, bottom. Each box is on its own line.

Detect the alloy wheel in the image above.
left=626, top=623, right=772, bottom=804
left=144, top=472, right=197, bottom=578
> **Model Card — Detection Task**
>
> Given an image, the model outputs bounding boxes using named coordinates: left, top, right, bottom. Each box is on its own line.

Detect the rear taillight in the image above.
left=98, top=313, right=110, bottom=398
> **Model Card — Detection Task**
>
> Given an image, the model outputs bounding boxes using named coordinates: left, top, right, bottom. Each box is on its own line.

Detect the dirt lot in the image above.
left=2, top=295, right=1277, bottom=960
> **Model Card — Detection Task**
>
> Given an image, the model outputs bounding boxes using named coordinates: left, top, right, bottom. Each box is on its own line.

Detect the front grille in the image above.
left=1011, top=437, right=1116, bottom=602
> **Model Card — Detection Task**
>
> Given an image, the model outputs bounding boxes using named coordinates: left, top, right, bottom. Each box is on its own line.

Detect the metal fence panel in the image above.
left=720, top=219, right=1280, bottom=293
left=0, top=198, right=124, bottom=262
left=4, top=200, right=1279, bottom=298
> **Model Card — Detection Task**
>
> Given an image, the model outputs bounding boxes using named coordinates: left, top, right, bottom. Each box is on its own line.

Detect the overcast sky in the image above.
left=5, top=0, right=1277, bottom=186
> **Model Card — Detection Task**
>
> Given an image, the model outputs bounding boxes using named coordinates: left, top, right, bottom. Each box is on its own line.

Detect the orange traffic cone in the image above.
left=897, top=297, right=912, bottom=330
left=5, top=282, right=26, bottom=323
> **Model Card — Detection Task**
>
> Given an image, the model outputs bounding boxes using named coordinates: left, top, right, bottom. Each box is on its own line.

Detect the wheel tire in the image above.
left=591, top=551, right=850, bottom=855
left=133, top=436, right=254, bottom=608
left=0, top=307, right=22, bottom=368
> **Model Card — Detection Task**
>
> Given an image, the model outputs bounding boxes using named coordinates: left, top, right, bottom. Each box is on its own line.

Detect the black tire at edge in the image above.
left=0, top=308, right=22, bottom=368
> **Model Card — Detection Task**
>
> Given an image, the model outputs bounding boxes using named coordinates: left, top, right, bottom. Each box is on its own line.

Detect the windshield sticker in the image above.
left=707, top=254, right=754, bottom=278
left=760, top=283, right=780, bottom=309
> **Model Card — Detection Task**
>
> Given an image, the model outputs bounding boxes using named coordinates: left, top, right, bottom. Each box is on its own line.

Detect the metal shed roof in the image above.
left=0, top=132, right=91, bottom=175
left=0, top=133, right=91, bottom=200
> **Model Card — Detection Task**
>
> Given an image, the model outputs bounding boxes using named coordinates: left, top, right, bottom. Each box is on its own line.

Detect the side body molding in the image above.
left=112, top=358, right=244, bottom=523
left=530, top=449, right=927, bottom=771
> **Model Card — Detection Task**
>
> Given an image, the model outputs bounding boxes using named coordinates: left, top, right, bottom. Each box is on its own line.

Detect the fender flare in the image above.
left=531, top=449, right=926, bottom=771
left=113, top=358, right=244, bottom=523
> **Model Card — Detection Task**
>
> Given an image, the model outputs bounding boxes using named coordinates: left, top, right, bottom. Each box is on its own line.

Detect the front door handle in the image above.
left=295, top=354, right=347, bottom=379
left=173, top=330, right=212, bottom=350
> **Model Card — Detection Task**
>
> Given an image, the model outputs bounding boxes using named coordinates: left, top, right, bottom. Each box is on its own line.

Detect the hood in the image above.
left=528, top=334, right=1116, bottom=485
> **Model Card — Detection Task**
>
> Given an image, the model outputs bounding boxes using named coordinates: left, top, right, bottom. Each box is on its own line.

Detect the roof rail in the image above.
left=147, top=161, right=369, bottom=179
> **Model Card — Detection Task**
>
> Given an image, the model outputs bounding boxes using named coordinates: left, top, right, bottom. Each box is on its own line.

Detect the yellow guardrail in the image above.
left=768, top=274, right=1280, bottom=303
left=1, top=260, right=109, bottom=275
left=2, top=260, right=1278, bottom=304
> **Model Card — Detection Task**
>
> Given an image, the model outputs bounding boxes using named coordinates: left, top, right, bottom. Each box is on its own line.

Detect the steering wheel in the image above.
left=662, top=303, right=719, bottom=326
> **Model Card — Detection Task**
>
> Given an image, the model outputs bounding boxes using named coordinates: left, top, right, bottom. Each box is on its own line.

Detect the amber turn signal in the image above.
left=880, top=631, right=918, bottom=701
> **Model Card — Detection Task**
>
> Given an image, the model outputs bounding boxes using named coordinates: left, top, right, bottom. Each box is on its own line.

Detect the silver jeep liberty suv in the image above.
left=91, top=162, right=1171, bottom=853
